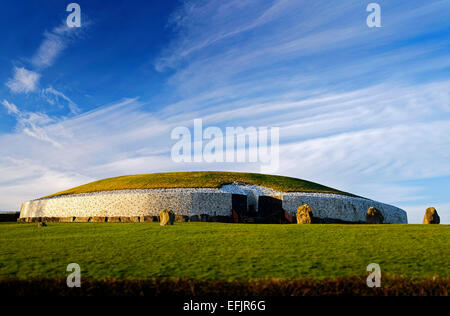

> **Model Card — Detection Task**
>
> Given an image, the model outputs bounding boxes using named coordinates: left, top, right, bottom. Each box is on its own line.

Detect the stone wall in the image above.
left=19, top=186, right=408, bottom=224
left=20, top=189, right=233, bottom=219
left=282, top=193, right=407, bottom=224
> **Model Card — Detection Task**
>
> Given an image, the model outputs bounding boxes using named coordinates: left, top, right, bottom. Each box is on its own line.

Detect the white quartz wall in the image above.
left=20, top=189, right=233, bottom=218
left=282, top=193, right=407, bottom=223
left=19, top=186, right=408, bottom=224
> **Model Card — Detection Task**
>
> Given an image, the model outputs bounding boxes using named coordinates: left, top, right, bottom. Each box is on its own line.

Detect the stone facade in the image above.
left=20, top=189, right=233, bottom=219
left=19, top=184, right=408, bottom=224
left=282, top=193, right=407, bottom=224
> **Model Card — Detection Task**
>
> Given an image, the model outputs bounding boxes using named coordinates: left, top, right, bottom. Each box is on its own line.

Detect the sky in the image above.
left=0, top=0, right=449, bottom=223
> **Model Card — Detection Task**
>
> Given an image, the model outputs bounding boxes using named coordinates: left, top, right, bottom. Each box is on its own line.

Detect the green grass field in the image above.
left=44, top=171, right=356, bottom=198
left=1, top=222, right=448, bottom=281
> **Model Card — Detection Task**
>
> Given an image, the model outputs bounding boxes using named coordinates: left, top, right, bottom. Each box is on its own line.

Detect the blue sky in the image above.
left=0, top=0, right=449, bottom=223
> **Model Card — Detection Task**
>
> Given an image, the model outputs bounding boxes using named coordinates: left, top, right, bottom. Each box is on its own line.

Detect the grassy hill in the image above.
left=44, top=171, right=356, bottom=198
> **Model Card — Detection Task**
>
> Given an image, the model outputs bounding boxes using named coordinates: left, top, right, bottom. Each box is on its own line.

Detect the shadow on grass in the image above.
left=1, top=276, right=448, bottom=296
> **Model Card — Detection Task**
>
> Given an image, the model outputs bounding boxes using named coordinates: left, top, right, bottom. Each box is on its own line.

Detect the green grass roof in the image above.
left=43, top=171, right=358, bottom=198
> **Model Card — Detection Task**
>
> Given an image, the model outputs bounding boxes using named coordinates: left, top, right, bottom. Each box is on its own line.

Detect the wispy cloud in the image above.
left=2, top=99, right=61, bottom=147
left=1, top=99, right=19, bottom=115
left=6, top=67, right=40, bottom=93
left=0, top=156, right=92, bottom=211
left=157, top=0, right=449, bottom=95
left=31, top=23, right=82, bottom=69
left=41, top=86, right=80, bottom=114
left=4, top=21, right=84, bottom=140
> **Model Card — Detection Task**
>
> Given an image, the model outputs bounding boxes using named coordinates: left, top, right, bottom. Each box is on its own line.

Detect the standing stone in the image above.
left=160, top=209, right=175, bottom=226
left=296, top=204, right=313, bottom=224
left=366, top=207, right=384, bottom=224
left=423, top=207, right=440, bottom=224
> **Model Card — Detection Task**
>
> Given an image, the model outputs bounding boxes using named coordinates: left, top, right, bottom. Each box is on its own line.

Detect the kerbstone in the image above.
left=423, top=207, right=440, bottom=224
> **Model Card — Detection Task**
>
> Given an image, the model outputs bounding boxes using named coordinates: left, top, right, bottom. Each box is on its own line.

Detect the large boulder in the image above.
left=423, top=207, right=440, bottom=224
left=296, top=204, right=313, bottom=224
left=160, top=209, right=175, bottom=226
left=366, top=207, right=384, bottom=224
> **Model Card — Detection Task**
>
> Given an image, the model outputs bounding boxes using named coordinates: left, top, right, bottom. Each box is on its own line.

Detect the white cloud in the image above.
left=6, top=67, right=40, bottom=93
left=31, top=23, right=81, bottom=69
left=18, top=112, right=61, bottom=148
left=277, top=119, right=450, bottom=188
left=3, top=21, right=84, bottom=141
left=156, top=0, right=450, bottom=99
left=41, top=86, right=80, bottom=114
left=1, top=99, right=19, bottom=115
left=0, top=157, right=92, bottom=210
left=1, top=99, right=60, bottom=147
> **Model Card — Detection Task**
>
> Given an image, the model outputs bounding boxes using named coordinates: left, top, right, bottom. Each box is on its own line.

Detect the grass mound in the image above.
left=43, top=171, right=354, bottom=198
